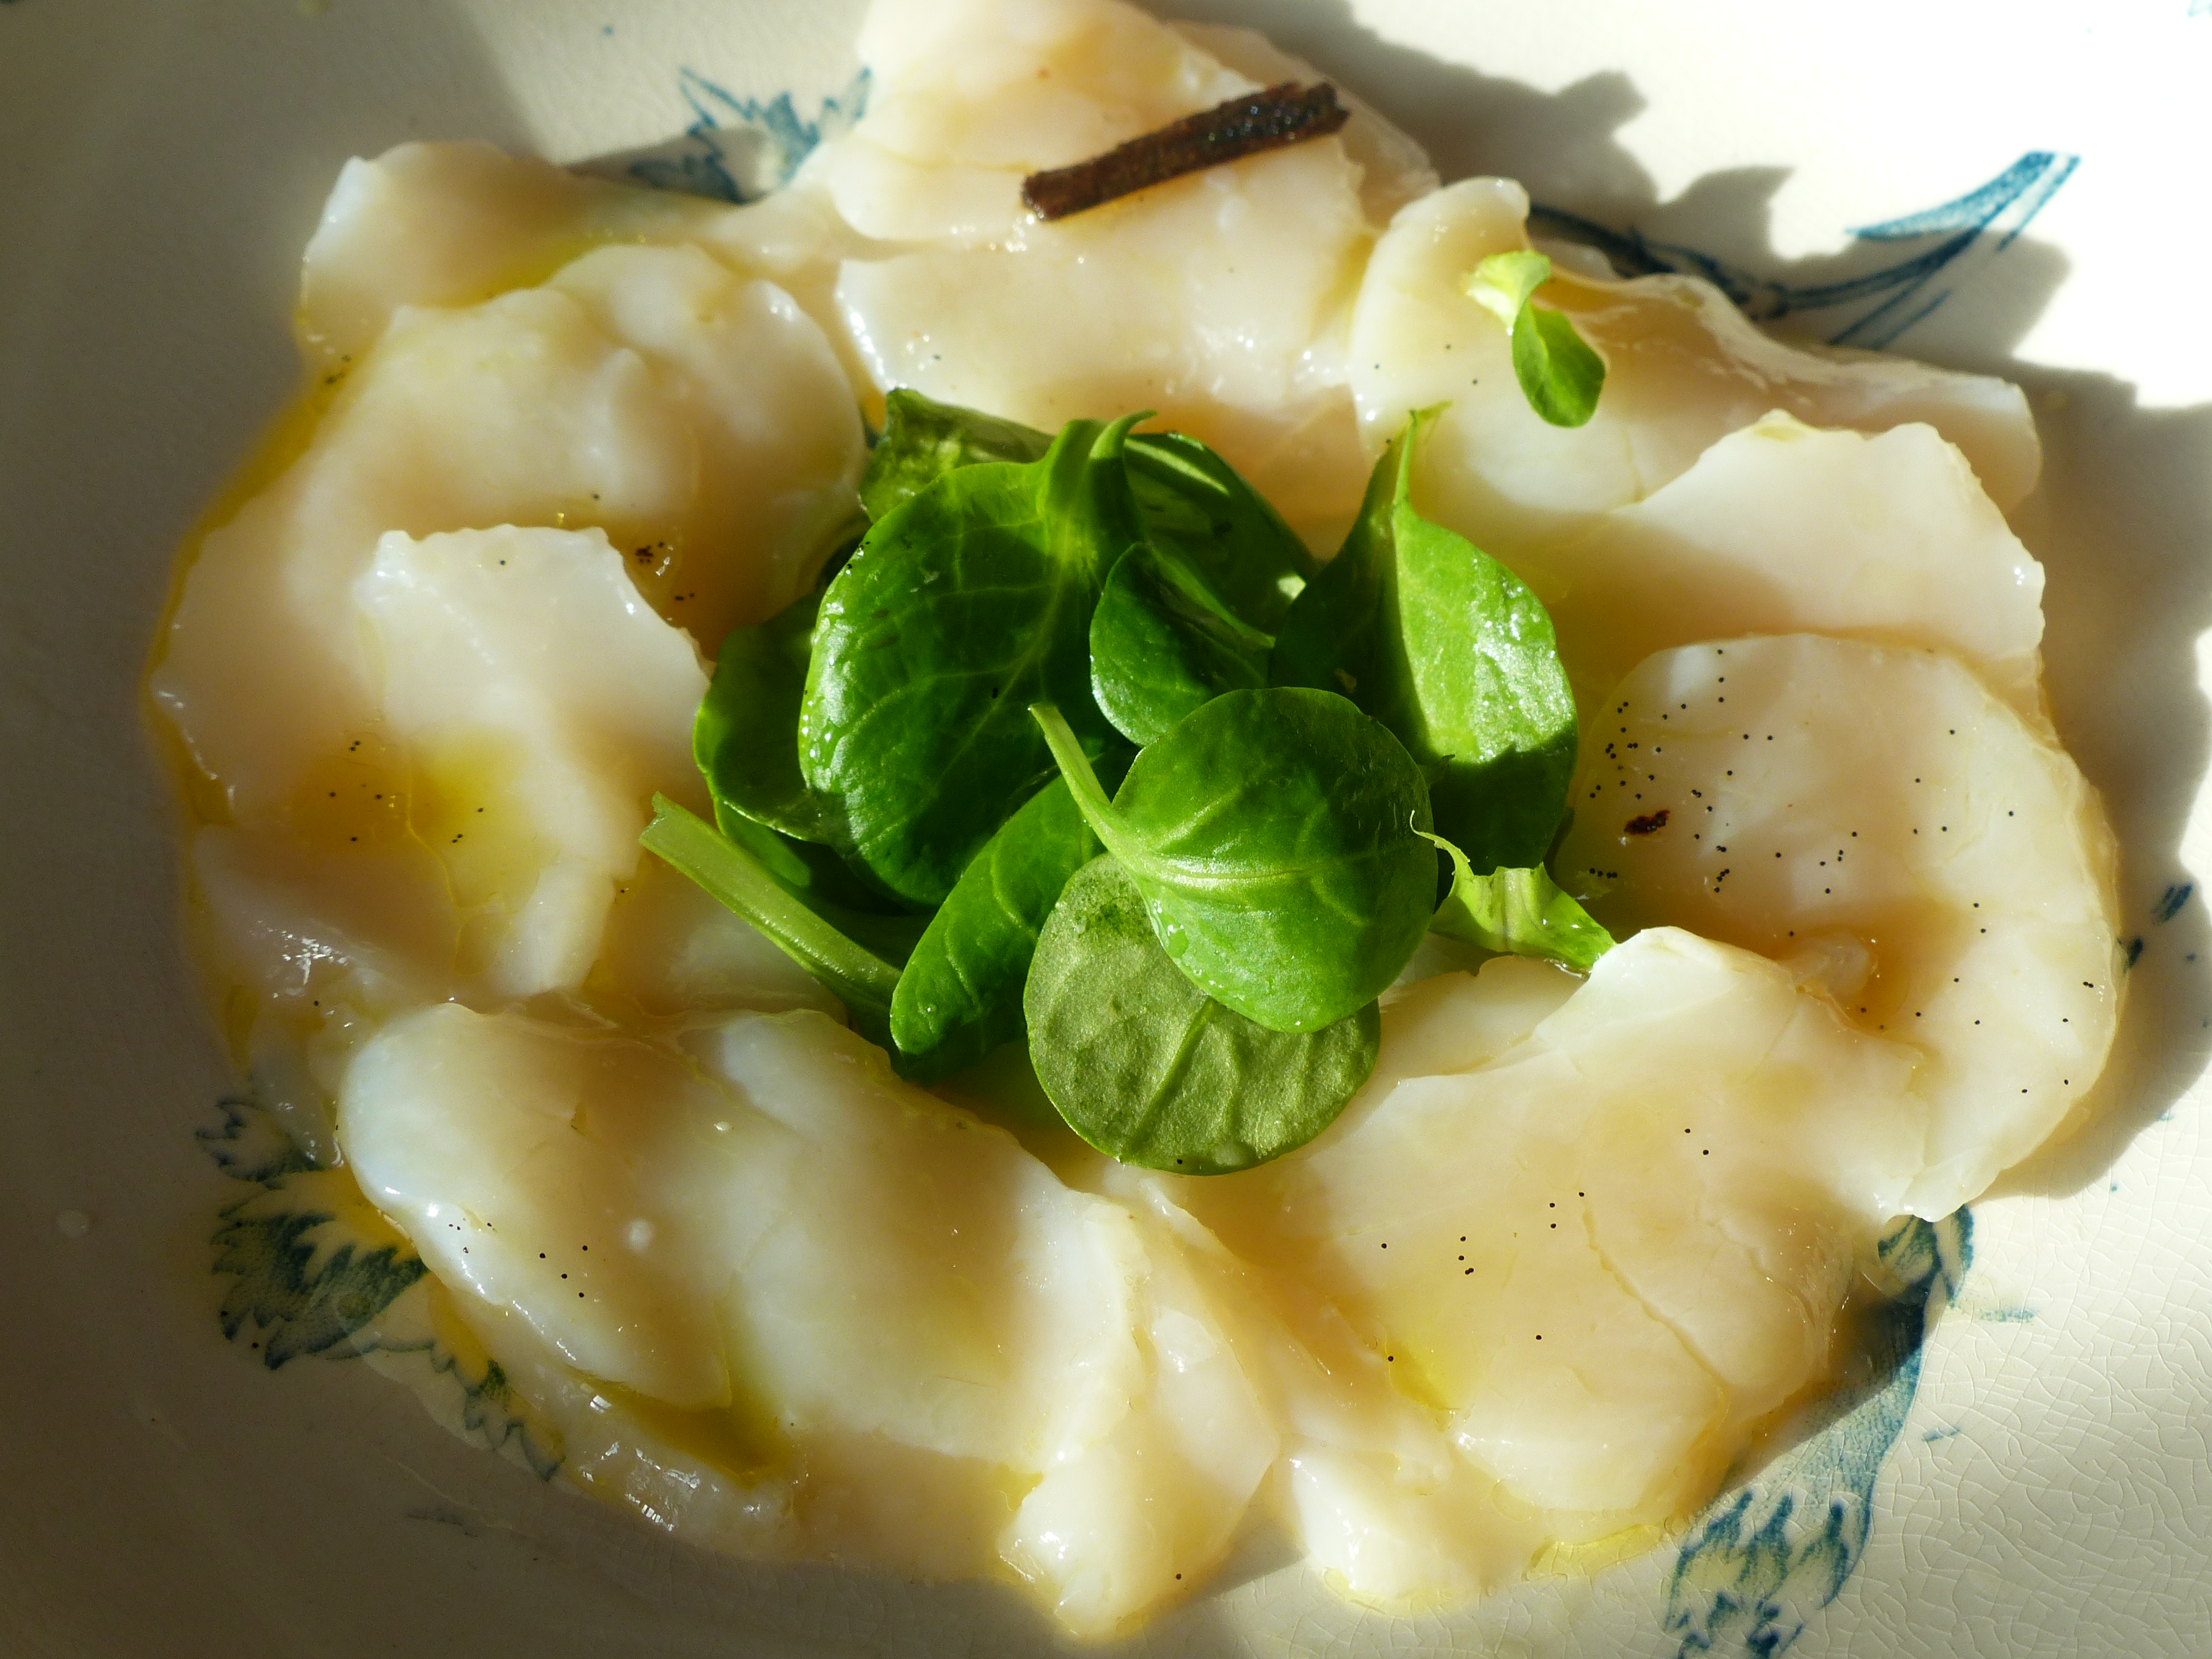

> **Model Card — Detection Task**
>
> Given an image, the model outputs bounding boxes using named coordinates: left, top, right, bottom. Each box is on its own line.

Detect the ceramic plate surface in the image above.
left=3, top=1, right=2209, bottom=1653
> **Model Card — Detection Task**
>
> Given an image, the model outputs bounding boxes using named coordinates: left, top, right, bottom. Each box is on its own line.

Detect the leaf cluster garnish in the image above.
left=644, top=390, right=1607, bottom=1171
left=1031, top=695, right=1435, bottom=1033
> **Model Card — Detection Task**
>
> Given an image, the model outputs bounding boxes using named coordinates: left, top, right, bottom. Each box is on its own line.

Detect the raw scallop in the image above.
left=1507, top=411, right=2048, bottom=717
left=342, top=1002, right=1277, bottom=1632
left=1556, top=634, right=2120, bottom=1215
left=351, top=524, right=708, bottom=999
left=297, top=140, right=723, bottom=371
left=153, top=241, right=861, bottom=823
left=1348, top=178, right=2041, bottom=555
left=1139, top=931, right=1927, bottom=1601
left=804, top=0, right=1417, bottom=544
left=147, top=0, right=2130, bottom=1628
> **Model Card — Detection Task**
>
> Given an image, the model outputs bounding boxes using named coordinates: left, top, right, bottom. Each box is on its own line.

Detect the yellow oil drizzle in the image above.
left=584, top=1380, right=791, bottom=1489
left=140, top=372, right=347, bottom=832
left=285, top=730, right=411, bottom=849
left=404, top=731, right=552, bottom=982
left=1531, top=1522, right=1668, bottom=1580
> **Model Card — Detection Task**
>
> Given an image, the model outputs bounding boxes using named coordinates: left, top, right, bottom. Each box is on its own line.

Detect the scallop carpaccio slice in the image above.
left=1558, top=633, right=2120, bottom=1215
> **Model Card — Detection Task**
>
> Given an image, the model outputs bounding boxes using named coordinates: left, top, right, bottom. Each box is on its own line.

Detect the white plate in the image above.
left=3, top=2, right=2208, bottom=1653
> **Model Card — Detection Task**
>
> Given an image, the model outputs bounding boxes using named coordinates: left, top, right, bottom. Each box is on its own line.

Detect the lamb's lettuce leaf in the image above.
left=860, top=388, right=1053, bottom=521
left=1024, top=856, right=1378, bottom=1173
left=639, top=795, right=906, bottom=1048
left=1271, top=409, right=1578, bottom=873
left=802, top=415, right=1144, bottom=905
left=1033, top=690, right=1435, bottom=1034
left=1088, top=544, right=1272, bottom=745
left=889, top=755, right=1128, bottom=1083
left=1464, top=249, right=1607, bottom=428
left=1427, top=831, right=1614, bottom=972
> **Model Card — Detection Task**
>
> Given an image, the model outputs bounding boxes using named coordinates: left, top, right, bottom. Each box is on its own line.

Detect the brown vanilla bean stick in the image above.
left=1020, top=82, right=1350, bottom=222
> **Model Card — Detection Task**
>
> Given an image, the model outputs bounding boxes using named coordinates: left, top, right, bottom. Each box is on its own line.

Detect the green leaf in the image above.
left=693, top=592, right=918, bottom=923
left=1121, top=430, right=1316, bottom=630
left=696, top=591, right=840, bottom=845
left=1463, top=248, right=1552, bottom=330
left=1088, top=544, right=1273, bottom=745
left=639, top=794, right=904, bottom=1047
left=1270, top=409, right=1578, bottom=872
left=859, top=388, right=1054, bottom=521
left=708, top=812, right=929, bottom=963
left=1268, top=419, right=1397, bottom=701
left=1033, top=689, right=1436, bottom=1034
left=1426, top=832, right=1613, bottom=972
left=889, top=754, right=1129, bottom=1083
left=1025, top=856, right=1378, bottom=1173
left=1464, top=249, right=1606, bottom=428
left=802, top=414, right=1145, bottom=905
left=859, top=392, right=1313, bottom=628
left=690, top=593, right=916, bottom=929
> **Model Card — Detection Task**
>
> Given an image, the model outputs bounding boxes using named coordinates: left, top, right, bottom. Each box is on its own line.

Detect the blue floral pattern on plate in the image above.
left=203, top=1091, right=562, bottom=1480
left=1665, top=1213, right=1973, bottom=1657
left=623, top=67, right=871, bottom=203
left=1531, top=152, right=2075, bottom=348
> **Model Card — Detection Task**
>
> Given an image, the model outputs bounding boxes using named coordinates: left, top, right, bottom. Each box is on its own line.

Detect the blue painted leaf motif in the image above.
left=1527, top=152, right=2076, bottom=349
left=410, top=1350, right=565, bottom=1481
left=200, top=1097, right=425, bottom=1370
left=625, top=67, right=872, bottom=203
left=213, top=1196, right=427, bottom=1369
left=196, top=1091, right=316, bottom=1185
left=1663, top=1213, right=1972, bottom=1658
left=2153, top=882, right=2193, bottom=925
left=200, top=1093, right=564, bottom=1475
